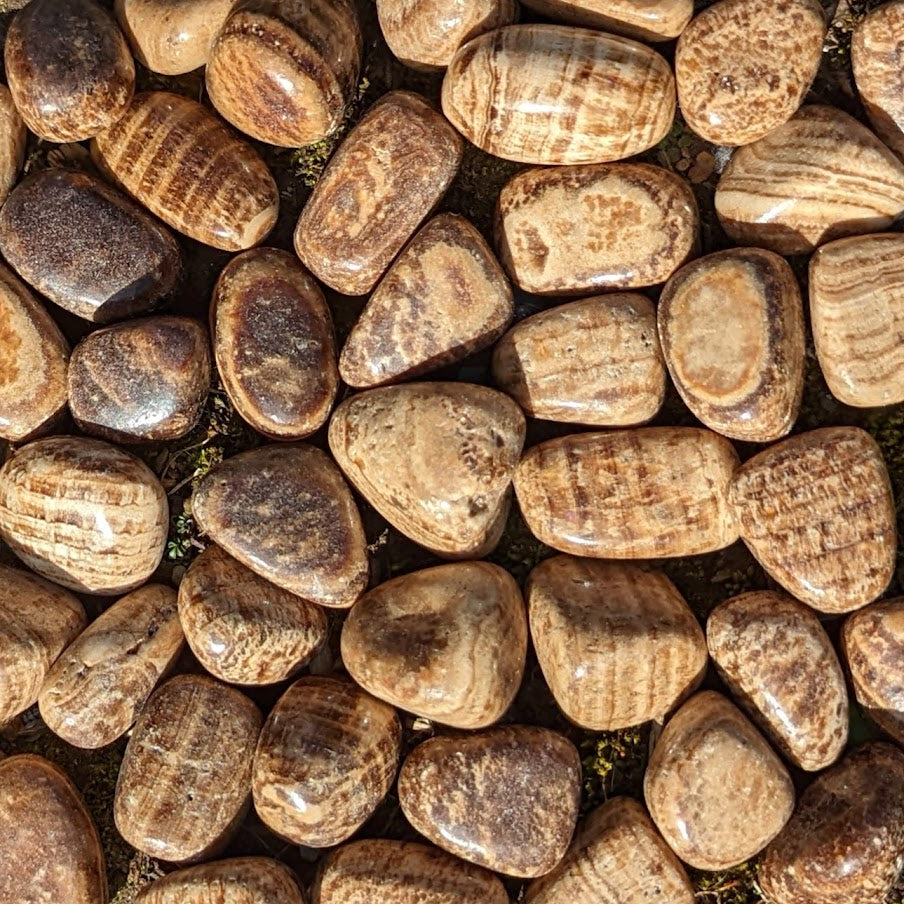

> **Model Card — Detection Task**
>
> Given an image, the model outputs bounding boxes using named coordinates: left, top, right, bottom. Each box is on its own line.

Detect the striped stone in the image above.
left=0, top=86, right=25, bottom=207
left=516, top=0, right=693, bottom=41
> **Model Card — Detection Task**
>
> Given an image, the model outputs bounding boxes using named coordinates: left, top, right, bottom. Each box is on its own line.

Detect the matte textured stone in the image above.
left=0, top=86, right=25, bottom=208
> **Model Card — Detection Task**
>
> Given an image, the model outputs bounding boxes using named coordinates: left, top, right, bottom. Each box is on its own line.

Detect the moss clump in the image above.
left=579, top=726, right=649, bottom=812
left=690, top=862, right=763, bottom=904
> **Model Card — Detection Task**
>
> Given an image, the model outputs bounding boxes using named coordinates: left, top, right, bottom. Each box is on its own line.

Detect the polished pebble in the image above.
left=516, top=0, right=692, bottom=40
left=0, top=86, right=25, bottom=207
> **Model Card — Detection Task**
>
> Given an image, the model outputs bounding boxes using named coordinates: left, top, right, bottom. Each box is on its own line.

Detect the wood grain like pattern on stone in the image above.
left=0, top=86, right=25, bottom=208
left=294, top=91, right=463, bottom=296
left=252, top=677, right=401, bottom=847
left=515, top=428, right=739, bottom=558
left=715, top=105, right=904, bottom=254
left=0, top=437, right=168, bottom=595
left=516, top=0, right=692, bottom=40
left=340, top=214, right=513, bottom=388
left=92, top=91, right=279, bottom=251
left=644, top=691, right=794, bottom=871
left=38, top=584, right=183, bottom=749
left=729, top=427, right=896, bottom=613
left=527, top=556, right=706, bottom=731
left=115, top=674, right=262, bottom=863
left=707, top=591, right=848, bottom=771
left=495, top=164, right=698, bottom=295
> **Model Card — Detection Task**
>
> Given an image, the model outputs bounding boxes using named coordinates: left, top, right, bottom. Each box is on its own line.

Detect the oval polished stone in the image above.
left=0, top=755, right=107, bottom=904
left=398, top=725, right=581, bottom=877
left=0, top=169, right=181, bottom=323
left=115, top=674, right=263, bottom=863
left=69, top=316, right=211, bottom=443
left=5, top=0, right=135, bottom=143
left=192, top=445, right=368, bottom=608
left=212, top=248, right=338, bottom=440
left=715, top=105, right=904, bottom=254
left=442, top=25, right=675, bottom=165
left=178, top=544, right=328, bottom=686
left=707, top=591, right=848, bottom=771
left=658, top=248, right=805, bottom=442
left=496, top=164, right=697, bottom=296
left=759, top=743, right=904, bottom=904
left=329, top=383, right=525, bottom=558
left=339, top=214, right=514, bottom=389
left=809, top=233, right=904, bottom=407
left=93, top=91, right=279, bottom=252
left=0, top=86, right=26, bottom=208
left=0, top=437, right=168, bottom=595
left=518, top=0, right=691, bottom=40
left=644, top=690, right=794, bottom=871
left=341, top=561, right=527, bottom=729
left=252, top=676, right=401, bottom=847
left=515, top=428, right=739, bottom=558
left=729, top=427, right=896, bottom=613
left=527, top=556, right=706, bottom=731
left=38, top=584, right=183, bottom=749
left=294, top=91, right=463, bottom=296
left=492, top=293, right=666, bottom=426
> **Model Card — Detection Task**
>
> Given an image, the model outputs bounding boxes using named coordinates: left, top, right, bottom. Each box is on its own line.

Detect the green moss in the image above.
left=486, top=507, right=553, bottom=586
left=690, top=862, right=763, bottom=904
left=579, top=726, right=649, bottom=812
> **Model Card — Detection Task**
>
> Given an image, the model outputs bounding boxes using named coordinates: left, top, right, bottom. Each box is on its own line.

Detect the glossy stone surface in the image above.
left=178, top=544, right=328, bottom=686
left=341, top=561, right=527, bottom=729
left=707, top=591, right=848, bottom=771
left=212, top=248, right=338, bottom=439
left=0, top=86, right=25, bottom=207
left=729, top=427, right=896, bottom=613
left=38, top=584, right=183, bottom=749
left=644, top=691, right=794, bottom=870
left=515, top=428, right=739, bottom=558
left=329, top=383, right=525, bottom=558
left=492, top=293, right=666, bottom=426
left=496, top=164, right=697, bottom=296
left=523, top=0, right=692, bottom=39
left=715, top=105, right=904, bottom=254
left=0, top=437, right=168, bottom=595
left=340, top=214, right=513, bottom=388
left=252, top=677, right=401, bottom=847
left=0, top=169, right=181, bottom=323
left=93, top=91, right=279, bottom=251
left=193, top=444, right=368, bottom=608
left=295, top=91, right=462, bottom=296
left=115, top=674, right=262, bottom=863
left=442, top=25, right=675, bottom=165
left=658, top=247, right=805, bottom=442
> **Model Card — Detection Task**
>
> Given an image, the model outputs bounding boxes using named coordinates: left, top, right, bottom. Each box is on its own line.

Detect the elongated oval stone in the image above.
left=519, top=0, right=691, bottom=39
left=0, top=86, right=26, bottom=208
left=93, top=91, right=279, bottom=251
left=496, top=164, right=697, bottom=296
left=38, top=584, right=183, bottom=749
left=515, top=428, right=739, bottom=558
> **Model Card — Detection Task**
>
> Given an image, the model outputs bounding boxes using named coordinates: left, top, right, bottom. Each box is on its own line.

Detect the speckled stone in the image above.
left=516, top=0, right=692, bottom=40
left=0, top=86, right=26, bottom=207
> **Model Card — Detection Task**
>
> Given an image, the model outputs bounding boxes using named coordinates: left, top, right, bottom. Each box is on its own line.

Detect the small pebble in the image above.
left=0, top=86, right=26, bottom=207
left=516, top=0, right=692, bottom=41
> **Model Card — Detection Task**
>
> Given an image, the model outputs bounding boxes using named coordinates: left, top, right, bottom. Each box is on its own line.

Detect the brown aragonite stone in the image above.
left=0, top=169, right=181, bottom=323
left=178, top=544, right=328, bottom=686
left=329, top=383, right=525, bottom=559
left=515, top=0, right=692, bottom=41
left=398, top=725, right=581, bottom=877
left=340, top=561, right=527, bottom=729
left=0, top=564, right=85, bottom=726
left=492, top=293, right=666, bottom=427
left=715, top=105, right=904, bottom=254
left=514, top=428, right=739, bottom=558
left=69, top=316, right=211, bottom=443
left=527, top=556, right=706, bottom=731
left=294, top=91, right=463, bottom=296
left=0, top=755, right=107, bottom=904
left=212, top=248, right=338, bottom=440
left=0, top=86, right=26, bottom=208
left=0, top=437, right=168, bottom=595
left=339, top=214, right=513, bottom=389
left=115, top=673, right=262, bottom=863
left=441, top=25, right=675, bottom=165
left=252, top=676, right=401, bottom=847
left=92, top=91, right=279, bottom=252
left=495, top=164, right=698, bottom=296
left=192, top=445, right=369, bottom=608
left=759, top=743, right=904, bottom=904
left=525, top=796, right=694, bottom=904
left=707, top=590, right=848, bottom=771
left=658, top=247, right=805, bottom=442
left=5, top=0, right=134, bottom=143
left=729, top=427, right=896, bottom=613
left=644, top=690, right=794, bottom=871
left=38, top=584, right=183, bottom=749
left=809, top=233, right=904, bottom=407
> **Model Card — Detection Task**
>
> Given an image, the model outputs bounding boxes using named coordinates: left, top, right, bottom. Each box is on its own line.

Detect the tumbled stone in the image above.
left=0, top=86, right=25, bottom=207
